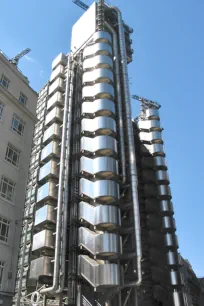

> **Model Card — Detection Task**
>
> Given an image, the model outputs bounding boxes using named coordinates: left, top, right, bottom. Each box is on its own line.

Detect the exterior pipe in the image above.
left=112, top=7, right=142, bottom=286
left=56, top=61, right=75, bottom=294
left=105, top=22, right=126, bottom=184
left=40, top=55, right=73, bottom=294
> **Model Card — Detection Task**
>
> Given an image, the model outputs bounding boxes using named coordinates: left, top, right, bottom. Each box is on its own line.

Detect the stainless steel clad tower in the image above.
left=13, top=1, right=185, bottom=306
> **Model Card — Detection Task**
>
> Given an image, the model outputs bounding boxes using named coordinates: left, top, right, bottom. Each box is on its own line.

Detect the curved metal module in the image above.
left=78, top=30, right=120, bottom=288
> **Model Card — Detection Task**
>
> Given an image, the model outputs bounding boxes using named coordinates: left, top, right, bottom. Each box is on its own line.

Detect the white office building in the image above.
left=0, top=50, right=37, bottom=305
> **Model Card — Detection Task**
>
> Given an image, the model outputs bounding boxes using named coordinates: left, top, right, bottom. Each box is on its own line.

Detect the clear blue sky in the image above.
left=1, top=0, right=203, bottom=276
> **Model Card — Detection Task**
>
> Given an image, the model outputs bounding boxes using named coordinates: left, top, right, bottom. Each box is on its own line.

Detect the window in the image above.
left=19, top=92, right=27, bottom=106
left=0, top=176, right=15, bottom=202
left=11, top=113, right=25, bottom=136
left=0, top=261, right=5, bottom=288
left=0, top=101, right=4, bottom=120
left=0, top=216, right=10, bottom=242
left=0, top=74, right=10, bottom=89
left=5, top=143, right=20, bottom=167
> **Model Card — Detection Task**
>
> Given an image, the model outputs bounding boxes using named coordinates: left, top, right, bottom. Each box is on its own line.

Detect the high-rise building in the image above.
left=0, top=50, right=37, bottom=305
left=13, top=1, right=186, bottom=306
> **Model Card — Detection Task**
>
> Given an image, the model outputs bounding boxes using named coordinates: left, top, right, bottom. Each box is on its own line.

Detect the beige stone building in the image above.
left=0, top=51, right=37, bottom=305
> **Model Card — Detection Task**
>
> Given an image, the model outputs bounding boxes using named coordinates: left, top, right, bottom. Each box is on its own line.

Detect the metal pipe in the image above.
left=105, top=22, right=126, bottom=184
left=41, top=55, right=73, bottom=294
left=112, top=7, right=142, bottom=286
left=56, top=59, right=75, bottom=294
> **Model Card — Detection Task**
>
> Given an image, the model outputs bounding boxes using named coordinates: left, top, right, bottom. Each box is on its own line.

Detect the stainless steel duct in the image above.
left=40, top=55, right=74, bottom=295
left=105, top=21, right=126, bottom=184
left=112, top=7, right=142, bottom=286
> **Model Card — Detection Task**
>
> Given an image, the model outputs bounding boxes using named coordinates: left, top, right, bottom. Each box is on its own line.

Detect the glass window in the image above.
left=11, top=113, right=25, bottom=136
left=0, top=176, right=16, bottom=202
left=0, top=101, right=4, bottom=120
left=0, top=261, right=5, bottom=288
left=0, top=74, right=10, bottom=89
left=5, top=142, right=20, bottom=167
left=19, top=92, right=28, bottom=106
left=0, top=216, right=10, bottom=242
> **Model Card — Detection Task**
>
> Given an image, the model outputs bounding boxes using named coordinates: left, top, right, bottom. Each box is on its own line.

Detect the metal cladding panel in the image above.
left=145, top=108, right=160, bottom=120
left=82, top=99, right=115, bottom=117
left=164, top=233, right=178, bottom=249
left=78, top=255, right=119, bottom=287
left=81, top=136, right=117, bottom=155
left=139, top=131, right=162, bottom=143
left=32, top=229, right=55, bottom=251
left=78, top=227, right=118, bottom=256
left=162, top=216, right=176, bottom=232
left=141, top=143, right=165, bottom=156
left=155, top=170, right=169, bottom=184
left=45, top=106, right=62, bottom=126
left=154, top=156, right=167, bottom=168
left=29, top=256, right=53, bottom=280
left=170, top=271, right=182, bottom=286
left=83, top=68, right=114, bottom=85
left=52, top=53, right=66, bottom=70
left=39, top=160, right=58, bottom=181
left=50, top=64, right=65, bottom=83
left=160, top=200, right=174, bottom=215
left=83, top=55, right=113, bottom=71
left=79, top=202, right=118, bottom=228
left=47, top=91, right=63, bottom=111
left=81, top=117, right=116, bottom=136
left=158, top=185, right=171, bottom=199
left=172, top=291, right=185, bottom=306
left=37, top=181, right=57, bottom=203
left=43, top=123, right=61, bottom=144
left=83, top=43, right=112, bottom=58
left=41, top=140, right=60, bottom=162
left=91, top=31, right=112, bottom=44
left=137, top=119, right=161, bottom=131
left=82, top=83, right=115, bottom=100
left=71, top=2, right=96, bottom=53
left=167, top=251, right=179, bottom=267
left=80, top=156, right=118, bottom=177
left=79, top=178, right=119, bottom=203
left=35, top=205, right=56, bottom=227
left=48, top=78, right=65, bottom=96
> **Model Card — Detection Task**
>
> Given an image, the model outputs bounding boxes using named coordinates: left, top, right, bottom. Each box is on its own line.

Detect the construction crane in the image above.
left=132, top=94, right=161, bottom=109
left=72, top=0, right=89, bottom=10
left=10, top=48, right=31, bottom=67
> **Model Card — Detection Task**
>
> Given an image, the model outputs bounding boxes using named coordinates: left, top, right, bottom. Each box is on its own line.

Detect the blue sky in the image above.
left=1, top=0, right=204, bottom=276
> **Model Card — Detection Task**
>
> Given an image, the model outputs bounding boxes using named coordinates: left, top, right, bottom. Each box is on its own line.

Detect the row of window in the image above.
left=0, top=101, right=25, bottom=136
left=0, top=74, right=28, bottom=106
